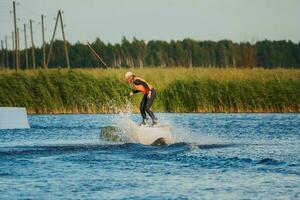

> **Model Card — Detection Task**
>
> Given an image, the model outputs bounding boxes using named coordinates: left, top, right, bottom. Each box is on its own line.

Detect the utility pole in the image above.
left=5, top=36, right=9, bottom=68
left=41, top=14, right=46, bottom=68
left=59, top=10, right=70, bottom=69
left=12, top=31, right=15, bottom=69
left=30, top=19, right=36, bottom=69
left=46, top=10, right=70, bottom=69
left=24, top=24, right=29, bottom=69
left=13, top=1, right=19, bottom=70
left=17, top=28, right=21, bottom=68
left=1, top=40, right=4, bottom=68
left=46, top=11, right=60, bottom=68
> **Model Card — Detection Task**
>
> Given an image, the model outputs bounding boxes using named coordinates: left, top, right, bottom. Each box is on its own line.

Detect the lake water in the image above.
left=0, top=113, right=299, bottom=199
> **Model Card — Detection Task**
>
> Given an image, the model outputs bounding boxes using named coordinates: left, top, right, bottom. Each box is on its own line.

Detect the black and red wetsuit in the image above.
left=131, top=76, right=157, bottom=122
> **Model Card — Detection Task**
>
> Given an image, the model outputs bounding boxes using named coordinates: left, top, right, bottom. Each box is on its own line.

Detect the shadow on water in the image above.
left=0, top=142, right=299, bottom=177
left=0, top=142, right=281, bottom=157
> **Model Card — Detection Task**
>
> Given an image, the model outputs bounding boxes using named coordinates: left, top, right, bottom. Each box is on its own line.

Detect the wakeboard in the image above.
left=134, top=124, right=173, bottom=145
left=100, top=124, right=173, bottom=145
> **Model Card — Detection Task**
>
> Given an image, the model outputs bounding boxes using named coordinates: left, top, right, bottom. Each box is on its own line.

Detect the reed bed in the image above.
left=0, top=68, right=299, bottom=113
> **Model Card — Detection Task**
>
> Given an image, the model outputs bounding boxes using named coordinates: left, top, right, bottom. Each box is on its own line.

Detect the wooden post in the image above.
left=17, top=28, right=21, bottom=68
left=13, top=1, right=19, bottom=70
left=1, top=40, right=4, bottom=68
left=41, top=14, right=46, bottom=68
left=30, top=19, right=36, bottom=69
left=5, top=36, right=9, bottom=68
left=46, top=11, right=60, bottom=68
left=59, top=10, right=70, bottom=69
left=24, top=24, right=29, bottom=69
left=12, top=31, right=15, bottom=69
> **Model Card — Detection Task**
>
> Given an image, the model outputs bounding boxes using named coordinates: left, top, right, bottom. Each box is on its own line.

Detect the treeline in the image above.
left=1, top=38, right=300, bottom=69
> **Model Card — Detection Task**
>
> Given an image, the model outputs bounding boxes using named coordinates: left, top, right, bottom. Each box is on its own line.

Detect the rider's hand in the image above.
left=147, top=91, right=151, bottom=99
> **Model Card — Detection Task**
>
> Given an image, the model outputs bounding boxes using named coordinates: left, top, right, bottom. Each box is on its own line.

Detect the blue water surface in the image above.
left=0, top=113, right=299, bottom=199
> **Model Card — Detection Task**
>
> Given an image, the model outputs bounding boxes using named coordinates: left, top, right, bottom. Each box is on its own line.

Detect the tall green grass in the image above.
left=162, top=78, right=299, bottom=112
left=0, top=68, right=299, bottom=113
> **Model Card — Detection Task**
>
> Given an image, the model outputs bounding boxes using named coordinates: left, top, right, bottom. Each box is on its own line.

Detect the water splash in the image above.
left=100, top=100, right=223, bottom=145
left=116, top=112, right=139, bottom=143
left=99, top=100, right=140, bottom=143
left=167, top=119, right=223, bottom=146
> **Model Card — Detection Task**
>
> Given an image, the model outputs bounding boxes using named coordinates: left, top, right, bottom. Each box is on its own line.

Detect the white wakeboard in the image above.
left=133, top=124, right=173, bottom=145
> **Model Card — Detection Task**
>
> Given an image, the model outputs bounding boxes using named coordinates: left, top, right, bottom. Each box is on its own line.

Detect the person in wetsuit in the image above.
left=125, top=72, right=158, bottom=126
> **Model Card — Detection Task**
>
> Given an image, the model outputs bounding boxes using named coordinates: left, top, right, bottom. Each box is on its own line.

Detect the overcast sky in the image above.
left=0, top=0, right=299, bottom=48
